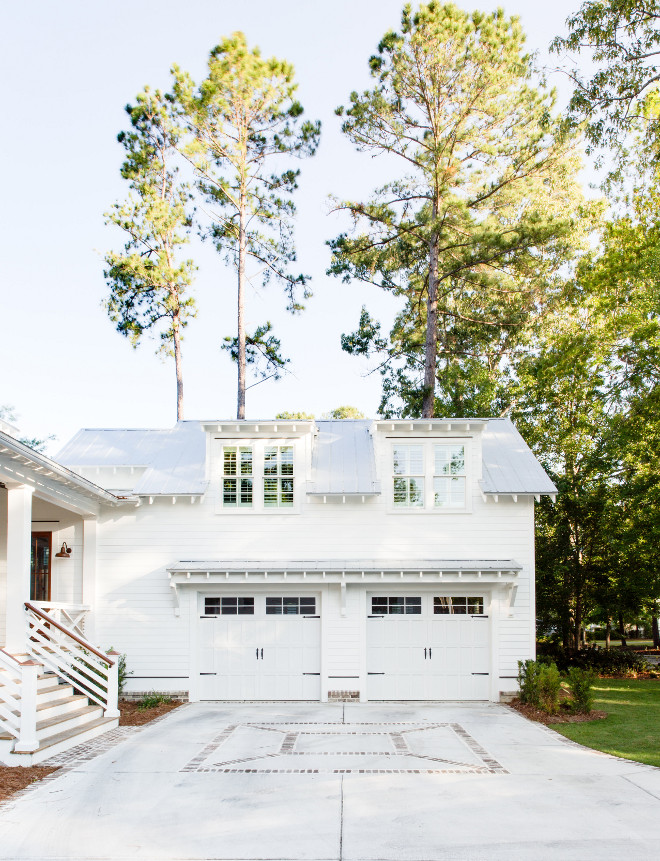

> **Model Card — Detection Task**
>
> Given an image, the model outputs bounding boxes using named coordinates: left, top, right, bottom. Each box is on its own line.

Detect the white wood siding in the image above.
left=93, top=429, right=535, bottom=697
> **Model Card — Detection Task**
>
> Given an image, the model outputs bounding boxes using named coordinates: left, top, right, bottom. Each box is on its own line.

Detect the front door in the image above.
left=30, top=532, right=51, bottom=602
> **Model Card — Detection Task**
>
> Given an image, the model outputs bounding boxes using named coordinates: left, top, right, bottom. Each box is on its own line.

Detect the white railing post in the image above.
left=104, top=650, right=121, bottom=718
left=13, top=660, right=41, bottom=752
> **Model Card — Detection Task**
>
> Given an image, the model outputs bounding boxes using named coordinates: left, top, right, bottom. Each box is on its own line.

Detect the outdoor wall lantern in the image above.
left=55, top=542, right=72, bottom=558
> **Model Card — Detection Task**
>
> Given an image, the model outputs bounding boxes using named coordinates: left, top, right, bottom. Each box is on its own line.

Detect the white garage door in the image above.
left=366, top=594, right=490, bottom=700
left=198, top=594, right=321, bottom=701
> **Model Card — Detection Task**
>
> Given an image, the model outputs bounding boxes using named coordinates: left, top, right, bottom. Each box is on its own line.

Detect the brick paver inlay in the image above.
left=181, top=721, right=507, bottom=774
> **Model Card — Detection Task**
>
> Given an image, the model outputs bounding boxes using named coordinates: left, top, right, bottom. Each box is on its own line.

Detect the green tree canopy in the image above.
left=552, top=0, right=660, bottom=168
left=104, top=87, right=196, bottom=421
left=173, top=33, right=320, bottom=418
left=330, top=2, right=589, bottom=418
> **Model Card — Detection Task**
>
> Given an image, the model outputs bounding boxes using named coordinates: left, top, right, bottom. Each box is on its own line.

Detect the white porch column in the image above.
left=5, top=485, right=34, bottom=652
left=82, top=517, right=97, bottom=642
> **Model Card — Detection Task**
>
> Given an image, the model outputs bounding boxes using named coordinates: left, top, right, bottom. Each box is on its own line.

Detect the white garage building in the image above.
left=1, top=417, right=555, bottom=761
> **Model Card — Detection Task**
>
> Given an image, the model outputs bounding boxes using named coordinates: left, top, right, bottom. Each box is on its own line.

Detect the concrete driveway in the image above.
left=0, top=701, right=659, bottom=860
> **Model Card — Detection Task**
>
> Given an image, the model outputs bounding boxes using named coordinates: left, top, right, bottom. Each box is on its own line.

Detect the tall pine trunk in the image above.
left=652, top=614, right=660, bottom=649
left=173, top=311, right=184, bottom=421
left=605, top=618, right=611, bottom=650
left=237, top=191, right=247, bottom=420
left=422, top=200, right=439, bottom=418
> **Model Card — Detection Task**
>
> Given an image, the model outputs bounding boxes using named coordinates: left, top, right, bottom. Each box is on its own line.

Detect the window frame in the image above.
left=263, top=444, right=295, bottom=509
left=222, top=446, right=254, bottom=509
left=214, top=438, right=302, bottom=514
left=388, top=438, right=471, bottom=513
left=432, top=443, right=466, bottom=509
left=392, top=444, right=425, bottom=509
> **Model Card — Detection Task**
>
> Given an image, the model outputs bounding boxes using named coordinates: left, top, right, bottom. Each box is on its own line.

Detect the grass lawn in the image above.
left=551, top=679, right=660, bottom=767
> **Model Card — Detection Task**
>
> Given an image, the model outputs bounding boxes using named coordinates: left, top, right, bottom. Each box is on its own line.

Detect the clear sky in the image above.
left=0, top=0, right=585, bottom=452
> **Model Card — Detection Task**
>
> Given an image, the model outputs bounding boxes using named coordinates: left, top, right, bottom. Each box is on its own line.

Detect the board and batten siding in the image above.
left=91, top=428, right=535, bottom=698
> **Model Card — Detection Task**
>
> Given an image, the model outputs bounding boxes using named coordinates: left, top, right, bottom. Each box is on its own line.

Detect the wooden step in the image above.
left=8, top=715, right=119, bottom=763
left=36, top=704, right=103, bottom=741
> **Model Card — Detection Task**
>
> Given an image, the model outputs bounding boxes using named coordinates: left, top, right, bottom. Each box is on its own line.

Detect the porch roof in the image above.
left=0, top=430, right=122, bottom=512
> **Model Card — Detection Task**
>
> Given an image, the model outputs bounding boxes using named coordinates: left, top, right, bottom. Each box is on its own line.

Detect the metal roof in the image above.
left=168, top=559, right=521, bottom=573
left=0, top=430, right=121, bottom=505
left=309, top=420, right=379, bottom=495
left=56, top=421, right=208, bottom=496
left=54, top=416, right=555, bottom=498
left=480, top=418, right=556, bottom=495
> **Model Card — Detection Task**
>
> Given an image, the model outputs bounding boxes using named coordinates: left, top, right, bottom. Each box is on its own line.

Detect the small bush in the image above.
left=517, top=659, right=542, bottom=706
left=566, top=667, right=596, bottom=713
left=538, top=663, right=562, bottom=714
left=137, top=691, right=173, bottom=711
left=117, top=654, right=132, bottom=695
left=537, top=642, right=650, bottom=675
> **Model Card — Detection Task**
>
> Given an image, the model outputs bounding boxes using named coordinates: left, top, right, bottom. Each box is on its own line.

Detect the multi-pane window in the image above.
left=266, top=596, right=316, bottom=615
left=205, top=597, right=255, bottom=615
left=433, top=444, right=466, bottom=508
left=223, top=447, right=253, bottom=507
left=392, top=445, right=424, bottom=507
left=264, top=446, right=294, bottom=507
left=371, top=596, right=422, bottom=615
left=434, top=596, right=484, bottom=615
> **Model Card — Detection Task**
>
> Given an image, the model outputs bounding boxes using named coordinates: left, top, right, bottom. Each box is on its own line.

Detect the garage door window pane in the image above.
left=266, top=596, right=316, bottom=615
left=434, top=597, right=484, bottom=615
left=204, top=598, right=221, bottom=615
left=371, top=596, right=422, bottom=614
left=204, top=597, right=255, bottom=615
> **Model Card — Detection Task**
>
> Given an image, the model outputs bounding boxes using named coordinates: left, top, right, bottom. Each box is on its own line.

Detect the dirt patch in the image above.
left=0, top=765, right=59, bottom=804
left=509, top=698, right=607, bottom=725
left=119, top=699, right=182, bottom=726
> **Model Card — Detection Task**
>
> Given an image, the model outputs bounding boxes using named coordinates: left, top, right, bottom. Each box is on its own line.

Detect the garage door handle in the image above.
left=472, top=672, right=489, bottom=675
left=256, top=648, right=259, bottom=660
left=429, top=647, right=432, bottom=659
left=424, top=647, right=427, bottom=659
left=302, top=672, right=321, bottom=676
left=200, top=673, right=217, bottom=675
left=368, top=672, right=385, bottom=675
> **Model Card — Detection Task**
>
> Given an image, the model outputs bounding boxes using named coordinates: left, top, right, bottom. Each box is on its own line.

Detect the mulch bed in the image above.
left=118, top=698, right=182, bottom=726
left=509, top=698, right=607, bottom=726
left=0, top=765, right=59, bottom=804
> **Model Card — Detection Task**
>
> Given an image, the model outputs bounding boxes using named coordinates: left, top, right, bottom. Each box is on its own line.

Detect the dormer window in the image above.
left=390, top=440, right=469, bottom=511
left=223, top=446, right=253, bottom=507
left=393, top=444, right=424, bottom=507
left=433, top=444, right=465, bottom=508
left=264, top=445, right=294, bottom=507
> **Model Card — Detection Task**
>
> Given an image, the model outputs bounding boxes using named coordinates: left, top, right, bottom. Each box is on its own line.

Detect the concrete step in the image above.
left=36, top=704, right=103, bottom=741
left=5, top=715, right=119, bottom=766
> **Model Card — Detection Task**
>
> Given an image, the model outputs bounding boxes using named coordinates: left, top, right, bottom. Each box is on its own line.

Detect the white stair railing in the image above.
left=0, top=649, right=40, bottom=751
left=32, top=602, right=90, bottom=639
left=0, top=649, right=23, bottom=739
left=25, top=603, right=120, bottom=718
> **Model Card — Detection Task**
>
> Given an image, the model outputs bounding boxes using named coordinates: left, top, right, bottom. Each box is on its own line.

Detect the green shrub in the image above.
left=117, top=654, right=132, bottom=695
left=517, top=659, right=542, bottom=706
left=538, top=663, right=562, bottom=714
left=566, top=667, right=596, bottom=713
left=137, top=691, right=173, bottom=711
left=537, top=642, right=650, bottom=675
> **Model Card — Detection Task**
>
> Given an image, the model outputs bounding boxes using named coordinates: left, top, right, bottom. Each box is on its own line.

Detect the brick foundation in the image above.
left=328, top=690, right=360, bottom=702
left=119, top=690, right=189, bottom=702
